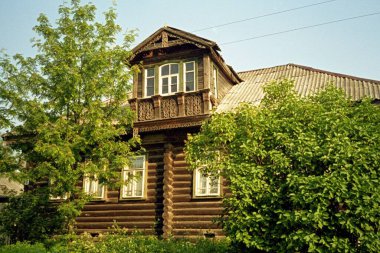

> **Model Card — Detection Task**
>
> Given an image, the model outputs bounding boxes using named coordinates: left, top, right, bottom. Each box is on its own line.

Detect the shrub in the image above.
left=185, top=80, right=380, bottom=252
left=0, top=242, right=47, bottom=253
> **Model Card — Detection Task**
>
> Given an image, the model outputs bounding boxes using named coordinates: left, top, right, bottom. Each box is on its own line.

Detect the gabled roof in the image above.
left=130, top=26, right=220, bottom=61
left=217, top=63, right=380, bottom=112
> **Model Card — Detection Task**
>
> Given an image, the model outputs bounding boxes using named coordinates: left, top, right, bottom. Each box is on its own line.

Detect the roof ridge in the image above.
left=238, top=63, right=380, bottom=84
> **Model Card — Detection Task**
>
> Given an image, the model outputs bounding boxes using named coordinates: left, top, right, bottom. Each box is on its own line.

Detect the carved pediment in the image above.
left=130, top=26, right=219, bottom=62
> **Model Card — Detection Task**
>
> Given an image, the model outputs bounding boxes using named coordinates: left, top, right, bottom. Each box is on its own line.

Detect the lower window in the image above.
left=194, top=168, right=220, bottom=197
left=121, top=155, right=146, bottom=198
left=83, top=174, right=105, bottom=199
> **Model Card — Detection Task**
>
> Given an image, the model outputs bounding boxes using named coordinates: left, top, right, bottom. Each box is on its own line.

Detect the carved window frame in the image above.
left=144, top=67, right=155, bottom=97
left=184, top=61, right=196, bottom=92
left=159, top=63, right=179, bottom=95
left=120, top=155, right=147, bottom=199
left=83, top=174, right=106, bottom=200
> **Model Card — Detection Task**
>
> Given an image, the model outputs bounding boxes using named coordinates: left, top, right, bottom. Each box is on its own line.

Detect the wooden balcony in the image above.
left=129, top=89, right=213, bottom=123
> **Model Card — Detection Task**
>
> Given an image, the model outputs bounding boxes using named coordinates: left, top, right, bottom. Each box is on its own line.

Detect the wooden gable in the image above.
left=130, top=26, right=220, bottom=63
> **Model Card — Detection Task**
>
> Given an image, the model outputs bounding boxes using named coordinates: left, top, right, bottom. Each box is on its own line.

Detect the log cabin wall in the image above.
left=76, top=142, right=166, bottom=236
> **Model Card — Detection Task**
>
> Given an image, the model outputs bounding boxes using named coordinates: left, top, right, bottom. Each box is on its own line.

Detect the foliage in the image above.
left=185, top=80, right=380, bottom=252
left=0, top=242, right=47, bottom=253
left=0, top=189, right=66, bottom=244
left=0, top=0, right=140, bottom=240
left=0, top=233, right=233, bottom=253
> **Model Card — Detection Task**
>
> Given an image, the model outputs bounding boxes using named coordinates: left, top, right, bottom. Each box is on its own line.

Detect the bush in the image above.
left=185, top=80, right=380, bottom=252
left=0, top=242, right=47, bottom=253
left=0, top=233, right=233, bottom=253
left=0, top=190, right=65, bottom=243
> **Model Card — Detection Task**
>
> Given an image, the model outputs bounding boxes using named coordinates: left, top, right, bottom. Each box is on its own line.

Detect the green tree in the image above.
left=185, top=80, right=380, bottom=252
left=0, top=0, right=139, bottom=240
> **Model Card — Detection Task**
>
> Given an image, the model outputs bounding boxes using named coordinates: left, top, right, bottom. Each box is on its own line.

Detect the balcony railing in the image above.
left=129, top=89, right=212, bottom=122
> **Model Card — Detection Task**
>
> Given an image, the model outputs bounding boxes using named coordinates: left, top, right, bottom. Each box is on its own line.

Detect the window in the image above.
left=49, top=179, right=69, bottom=200
left=145, top=68, right=155, bottom=97
left=212, top=65, right=218, bottom=98
left=83, top=174, right=105, bottom=199
left=194, top=167, right=220, bottom=197
left=184, top=61, right=195, bottom=92
left=160, top=63, right=179, bottom=95
left=121, top=155, right=146, bottom=198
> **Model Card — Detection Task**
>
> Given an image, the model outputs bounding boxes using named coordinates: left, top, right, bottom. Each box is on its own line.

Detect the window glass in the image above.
left=171, top=63, right=179, bottom=74
left=145, top=68, right=155, bottom=97
left=161, top=65, right=169, bottom=76
left=195, top=168, right=220, bottom=197
left=121, top=156, right=146, bottom=198
left=184, top=61, right=195, bottom=92
left=160, top=63, right=179, bottom=94
left=83, top=174, right=104, bottom=199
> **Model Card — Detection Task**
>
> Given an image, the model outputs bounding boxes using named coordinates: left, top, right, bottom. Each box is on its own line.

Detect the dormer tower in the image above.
left=128, top=26, right=242, bottom=133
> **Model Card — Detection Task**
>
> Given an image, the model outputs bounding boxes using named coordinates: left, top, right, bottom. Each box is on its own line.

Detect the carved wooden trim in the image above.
left=161, top=98, right=178, bottom=119
left=138, top=101, right=154, bottom=121
left=162, top=144, right=174, bottom=238
left=185, top=94, right=202, bottom=116
left=136, top=119, right=205, bottom=133
left=162, top=31, right=168, bottom=47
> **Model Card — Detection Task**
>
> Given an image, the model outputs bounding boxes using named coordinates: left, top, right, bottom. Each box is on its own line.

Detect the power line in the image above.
left=221, top=12, right=380, bottom=46
left=192, top=0, right=338, bottom=33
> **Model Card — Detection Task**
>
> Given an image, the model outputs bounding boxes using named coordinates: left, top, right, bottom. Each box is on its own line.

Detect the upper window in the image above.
left=145, top=68, right=155, bottom=97
left=83, top=174, right=105, bottom=199
left=184, top=61, right=195, bottom=92
left=121, top=155, right=146, bottom=198
left=160, top=63, right=179, bottom=95
left=194, top=167, right=220, bottom=197
left=212, top=65, right=218, bottom=98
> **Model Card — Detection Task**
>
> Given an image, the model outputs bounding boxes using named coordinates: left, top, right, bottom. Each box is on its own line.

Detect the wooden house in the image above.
left=75, top=26, right=380, bottom=238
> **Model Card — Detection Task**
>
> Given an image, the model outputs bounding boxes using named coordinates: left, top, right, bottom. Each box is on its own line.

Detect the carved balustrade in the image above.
left=129, top=89, right=212, bottom=122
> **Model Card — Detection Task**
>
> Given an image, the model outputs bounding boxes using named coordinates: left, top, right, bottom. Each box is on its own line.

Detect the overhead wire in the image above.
left=220, top=12, right=380, bottom=45
left=191, top=0, right=338, bottom=32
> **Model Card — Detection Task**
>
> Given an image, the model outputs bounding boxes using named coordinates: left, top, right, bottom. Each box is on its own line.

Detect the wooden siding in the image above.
left=76, top=131, right=227, bottom=239
left=215, top=63, right=234, bottom=104
left=75, top=143, right=165, bottom=236
left=171, top=146, right=225, bottom=238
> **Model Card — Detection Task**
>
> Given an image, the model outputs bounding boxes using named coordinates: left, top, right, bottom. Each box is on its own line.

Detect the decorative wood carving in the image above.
left=138, top=101, right=154, bottom=121
left=185, top=94, right=202, bottom=116
left=162, top=144, right=174, bottom=238
left=162, top=31, right=168, bottom=47
left=161, top=98, right=178, bottom=119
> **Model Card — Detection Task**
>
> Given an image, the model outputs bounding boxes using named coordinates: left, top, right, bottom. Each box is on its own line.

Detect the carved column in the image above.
left=203, top=54, right=211, bottom=89
left=152, top=95, right=162, bottom=120
left=202, top=89, right=211, bottom=114
left=162, top=144, right=174, bottom=238
left=176, top=92, right=185, bottom=117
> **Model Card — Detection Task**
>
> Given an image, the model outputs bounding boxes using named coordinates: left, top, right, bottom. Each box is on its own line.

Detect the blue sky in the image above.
left=0, top=0, right=379, bottom=80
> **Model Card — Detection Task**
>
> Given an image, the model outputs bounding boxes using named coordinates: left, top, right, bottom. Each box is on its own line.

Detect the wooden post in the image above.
left=202, top=89, right=211, bottom=114
left=203, top=54, right=211, bottom=89
left=152, top=95, right=162, bottom=119
left=162, top=143, right=174, bottom=238
left=177, top=92, right=185, bottom=117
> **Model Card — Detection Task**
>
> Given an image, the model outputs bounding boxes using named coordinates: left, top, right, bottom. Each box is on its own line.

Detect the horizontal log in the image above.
left=76, top=221, right=157, bottom=230
left=82, top=203, right=163, bottom=211
left=173, top=187, right=191, bottom=195
left=173, top=228, right=224, bottom=236
left=81, top=209, right=158, bottom=217
left=173, top=174, right=191, bottom=181
left=174, top=201, right=222, bottom=208
left=173, top=221, right=220, bottom=229
left=76, top=216, right=157, bottom=223
left=173, top=207, right=223, bottom=216
left=172, top=181, right=191, bottom=188
left=75, top=228, right=156, bottom=235
left=172, top=194, right=192, bottom=202
left=173, top=215, right=220, bottom=222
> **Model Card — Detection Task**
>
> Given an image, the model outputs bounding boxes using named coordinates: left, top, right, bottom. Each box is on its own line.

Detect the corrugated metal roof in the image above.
left=217, top=63, right=380, bottom=112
